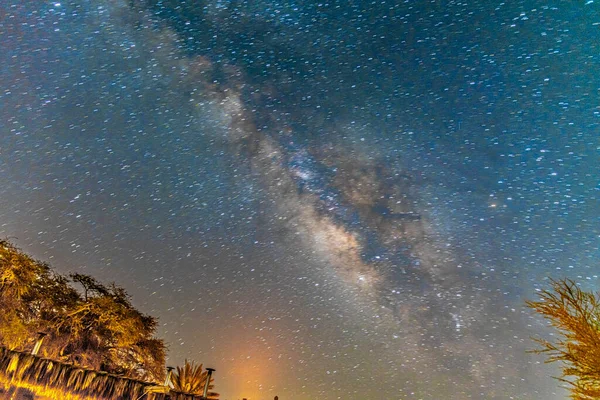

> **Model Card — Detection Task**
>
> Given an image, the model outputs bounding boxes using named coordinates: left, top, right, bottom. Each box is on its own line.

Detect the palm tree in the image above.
left=171, top=360, right=219, bottom=399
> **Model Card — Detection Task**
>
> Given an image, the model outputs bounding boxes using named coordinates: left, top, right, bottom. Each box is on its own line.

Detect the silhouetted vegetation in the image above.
left=527, top=278, right=600, bottom=400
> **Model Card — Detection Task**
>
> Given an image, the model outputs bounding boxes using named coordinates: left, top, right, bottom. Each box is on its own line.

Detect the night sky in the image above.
left=1, top=0, right=599, bottom=399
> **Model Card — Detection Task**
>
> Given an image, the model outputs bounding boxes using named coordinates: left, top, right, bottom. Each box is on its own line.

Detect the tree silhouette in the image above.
left=527, top=278, right=600, bottom=399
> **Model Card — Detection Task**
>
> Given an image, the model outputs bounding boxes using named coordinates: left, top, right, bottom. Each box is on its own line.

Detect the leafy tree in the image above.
left=0, top=239, right=166, bottom=382
left=54, top=273, right=166, bottom=381
left=527, top=278, right=600, bottom=400
left=171, top=360, right=219, bottom=399
left=0, top=240, right=70, bottom=350
left=70, top=272, right=110, bottom=300
left=0, top=240, right=223, bottom=397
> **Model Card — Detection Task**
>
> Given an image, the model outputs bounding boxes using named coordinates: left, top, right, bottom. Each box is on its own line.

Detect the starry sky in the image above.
left=1, top=0, right=599, bottom=399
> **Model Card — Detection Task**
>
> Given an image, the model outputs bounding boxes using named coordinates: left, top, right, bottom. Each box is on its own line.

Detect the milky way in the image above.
left=1, top=0, right=599, bottom=399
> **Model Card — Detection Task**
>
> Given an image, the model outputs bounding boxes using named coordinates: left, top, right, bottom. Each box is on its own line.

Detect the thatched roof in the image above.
left=0, top=347, right=210, bottom=399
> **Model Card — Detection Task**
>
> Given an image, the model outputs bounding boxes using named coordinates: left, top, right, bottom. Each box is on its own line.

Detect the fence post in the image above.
left=31, top=332, right=47, bottom=356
